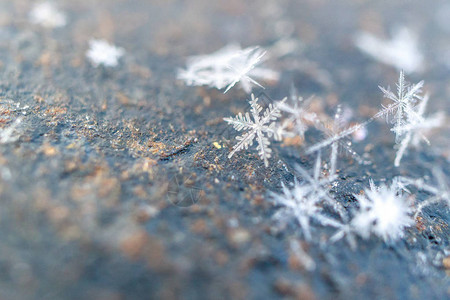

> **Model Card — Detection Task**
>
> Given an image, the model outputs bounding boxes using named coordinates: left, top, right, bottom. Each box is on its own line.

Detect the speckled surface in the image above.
left=0, top=1, right=449, bottom=299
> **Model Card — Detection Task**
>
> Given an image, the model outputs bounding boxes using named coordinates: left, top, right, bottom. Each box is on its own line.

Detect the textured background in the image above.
left=0, top=1, right=449, bottom=299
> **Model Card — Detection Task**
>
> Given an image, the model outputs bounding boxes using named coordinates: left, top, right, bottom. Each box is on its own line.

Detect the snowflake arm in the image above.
left=398, top=168, right=450, bottom=217
left=306, top=106, right=368, bottom=177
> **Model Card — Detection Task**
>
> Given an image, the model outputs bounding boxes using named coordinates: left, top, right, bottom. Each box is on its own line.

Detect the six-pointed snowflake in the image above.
left=224, top=94, right=284, bottom=167
left=276, top=86, right=317, bottom=140
left=306, top=105, right=367, bottom=177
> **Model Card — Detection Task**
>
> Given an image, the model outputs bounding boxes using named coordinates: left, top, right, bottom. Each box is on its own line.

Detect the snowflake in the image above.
left=29, top=2, right=67, bottom=28
left=352, top=180, right=414, bottom=243
left=86, top=39, right=125, bottom=68
left=398, top=168, right=450, bottom=218
left=293, top=152, right=347, bottom=219
left=306, top=105, right=367, bottom=177
left=377, top=71, right=443, bottom=166
left=270, top=153, right=351, bottom=244
left=390, top=94, right=444, bottom=166
left=178, top=44, right=279, bottom=93
left=270, top=180, right=338, bottom=241
left=276, top=86, right=317, bottom=139
left=355, top=27, right=423, bottom=73
left=224, top=94, right=284, bottom=167
left=378, top=71, right=424, bottom=142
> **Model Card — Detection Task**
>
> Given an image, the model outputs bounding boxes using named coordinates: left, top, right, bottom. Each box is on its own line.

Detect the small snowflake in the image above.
left=390, top=94, right=444, bottom=166
left=270, top=180, right=338, bottom=241
left=306, top=105, right=367, bottom=177
left=276, top=86, right=317, bottom=139
left=29, top=2, right=67, bottom=29
left=355, top=27, right=423, bottom=73
left=178, top=44, right=279, bottom=93
left=86, top=39, right=125, bottom=68
left=377, top=71, right=442, bottom=166
left=352, top=180, right=414, bottom=243
left=378, top=70, right=424, bottom=142
left=224, top=94, right=284, bottom=167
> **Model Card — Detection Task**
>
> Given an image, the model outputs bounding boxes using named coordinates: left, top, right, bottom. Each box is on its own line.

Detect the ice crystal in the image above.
left=390, top=94, right=444, bottom=166
left=178, top=44, right=279, bottom=93
left=276, top=86, right=317, bottom=139
left=399, top=168, right=450, bottom=218
left=224, top=94, right=284, bottom=167
left=378, top=71, right=443, bottom=166
left=86, top=39, right=125, bottom=68
left=352, top=180, right=414, bottom=243
left=292, top=152, right=341, bottom=212
left=270, top=153, right=349, bottom=243
left=306, top=105, right=367, bottom=177
left=271, top=181, right=324, bottom=241
left=355, top=27, right=423, bottom=73
left=29, top=2, right=67, bottom=28
left=378, top=71, right=424, bottom=141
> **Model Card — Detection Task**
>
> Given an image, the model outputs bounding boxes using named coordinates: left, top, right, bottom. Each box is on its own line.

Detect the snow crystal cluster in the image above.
left=177, top=43, right=444, bottom=249
left=178, top=44, right=445, bottom=250
left=260, top=71, right=443, bottom=248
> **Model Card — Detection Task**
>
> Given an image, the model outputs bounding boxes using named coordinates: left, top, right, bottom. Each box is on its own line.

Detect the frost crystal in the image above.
left=292, top=152, right=343, bottom=216
left=271, top=181, right=324, bottom=241
left=224, top=94, right=284, bottom=167
left=378, top=71, right=442, bottom=166
left=355, top=27, right=423, bottom=73
left=378, top=71, right=424, bottom=140
left=276, top=86, right=317, bottom=139
left=352, top=180, right=414, bottom=243
left=306, top=105, right=367, bottom=177
left=29, top=2, right=67, bottom=28
left=178, top=44, right=279, bottom=93
left=390, top=94, right=444, bottom=166
left=86, top=39, right=125, bottom=68
left=270, top=153, right=347, bottom=241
